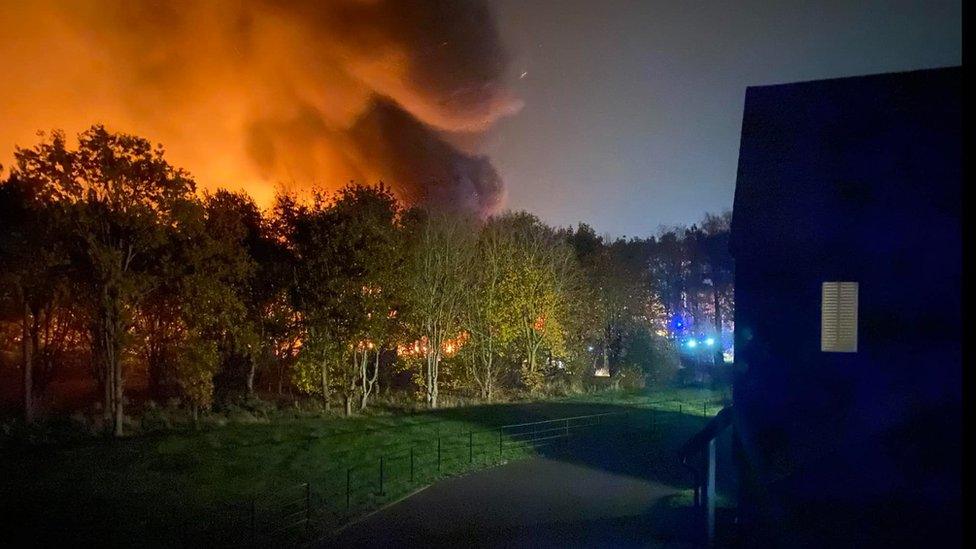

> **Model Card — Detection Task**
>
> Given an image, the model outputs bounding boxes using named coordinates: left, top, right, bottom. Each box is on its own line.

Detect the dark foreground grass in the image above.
left=0, top=387, right=722, bottom=547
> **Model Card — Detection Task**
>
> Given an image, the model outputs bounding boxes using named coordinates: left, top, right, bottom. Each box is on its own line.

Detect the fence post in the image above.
left=410, top=446, right=415, bottom=483
left=706, top=438, right=716, bottom=545
left=346, top=468, right=352, bottom=511
left=469, top=431, right=474, bottom=464
left=378, top=456, right=385, bottom=495
left=304, top=482, right=311, bottom=537
left=703, top=401, right=707, bottom=417
left=498, top=429, right=503, bottom=458
left=679, top=403, right=683, bottom=415
left=437, top=436, right=442, bottom=472
left=250, top=498, right=256, bottom=544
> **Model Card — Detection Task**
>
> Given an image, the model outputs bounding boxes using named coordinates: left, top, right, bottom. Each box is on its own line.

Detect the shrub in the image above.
left=175, top=336, right=220, bottom=420
left=617, top=364, right=647, bottom=390
left=645, top=336, right=681, bottom=387
left=141, top=401, right=172, bottom=432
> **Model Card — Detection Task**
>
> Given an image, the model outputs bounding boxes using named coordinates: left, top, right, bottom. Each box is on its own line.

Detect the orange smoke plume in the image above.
left=0, top=0, right=521, bottom=214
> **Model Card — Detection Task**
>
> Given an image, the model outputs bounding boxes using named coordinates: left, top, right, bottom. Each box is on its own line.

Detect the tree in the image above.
left=403, top=210, right=475, bottom=408
left=249, top=193, right=304, bottom=398
left=10, top=126, right=196, bottom=436
left=174, top=331, right=220, bottom=423
left=156, top=192, right=256, bottom=409
left=288, top=183, right=404, bottom=415
left=493, top=212, right=582, bottom=393
left=238, top=193, right=295, bottom=396
left=460, top=217, right=513, bottom=401
left=197, top=190, right=261, bottom=399
left=568, top=225, right=654, bottom=386
left=331, top=184, right=404, bottom=413
left=0, top=175, right=72, bottom=423
left=648, top=229, right=690, bottom=333
left=698, top=211, right=734, bottom=367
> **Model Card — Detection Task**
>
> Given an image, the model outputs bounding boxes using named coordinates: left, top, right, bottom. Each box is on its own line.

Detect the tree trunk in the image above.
left=96, top=291, right=126, bottom=438
left=481, top=368, right=492, bottom=402
left=713, top=286, right=724, bottom=368
left=21, top=301, right=34, bottom=425
left=427, top=350, right=440, bottom=409
left=425, top=353, right=432, bottom=407
left=246, top=356, right=256, bottom=395
left=112, top=344, right=124, bottom=437
left=602, top=343, right=609, bottom=373
left=484, top=354, right=493, bottom=402
left=102, top=345, right=112, bottom=431
left=147, top=344, right=166, bottom=402
left=360, top=350, right=379, bottom=411
left=320, top=355, right=330, bottom=411
left=360, top=350, right=367, bottom=410
left=344, top=394, right=352, bottom=417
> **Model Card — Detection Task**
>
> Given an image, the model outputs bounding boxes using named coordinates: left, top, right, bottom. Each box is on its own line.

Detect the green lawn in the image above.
left=0, top=387, right=724, bottom=547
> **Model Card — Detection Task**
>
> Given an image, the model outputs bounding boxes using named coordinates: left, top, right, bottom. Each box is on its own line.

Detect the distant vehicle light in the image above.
left=687, top=339, right=698, bottom=348
left=705, top=337, right=715, bottom=346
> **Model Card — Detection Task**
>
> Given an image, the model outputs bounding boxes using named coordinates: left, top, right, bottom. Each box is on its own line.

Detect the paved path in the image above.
left=330, top=423, right=708, bottom=548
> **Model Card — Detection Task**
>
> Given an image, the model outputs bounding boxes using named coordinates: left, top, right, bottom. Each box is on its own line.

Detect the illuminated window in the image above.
left=821, top=282, right=858, bottom=352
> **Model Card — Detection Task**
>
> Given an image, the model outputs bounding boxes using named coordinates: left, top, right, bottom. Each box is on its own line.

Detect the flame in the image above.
left=533, top=315, right=547, bottom=331
left=397, top=331, right=468, bottom=358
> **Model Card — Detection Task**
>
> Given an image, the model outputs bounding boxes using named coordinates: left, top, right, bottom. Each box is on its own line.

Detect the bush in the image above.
left=141, top=401, right=173, bottom=432
left=546, top=373, right=584, bottom=397
left=519, top=365, right=546, bottom=395
left=617, top=365, right=647, bottom=391
left=0, top=416, right=97, bottom=449
left=174, top=336, right=220, bottom=419
left=646, top=336, right=681, bottom=387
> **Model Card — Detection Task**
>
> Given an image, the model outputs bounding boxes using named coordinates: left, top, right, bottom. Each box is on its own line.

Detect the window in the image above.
left=821, top=282, right=858, bottom=352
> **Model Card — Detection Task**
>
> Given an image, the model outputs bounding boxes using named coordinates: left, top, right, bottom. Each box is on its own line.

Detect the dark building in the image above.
left=729, top=67, right=961, bottom=546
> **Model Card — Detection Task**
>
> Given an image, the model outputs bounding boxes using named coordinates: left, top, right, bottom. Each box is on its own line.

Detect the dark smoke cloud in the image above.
left=349, top=99, right=505, bottom=214
left=0, top=0, right=520, bottom=214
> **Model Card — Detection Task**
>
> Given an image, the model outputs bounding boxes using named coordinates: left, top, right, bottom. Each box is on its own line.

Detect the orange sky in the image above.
left=0, top=0, right=521, bottom=212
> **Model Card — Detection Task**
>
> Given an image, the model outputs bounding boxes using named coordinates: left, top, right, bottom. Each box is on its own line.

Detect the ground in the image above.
left=329, top=393, right=736, bottom=548
left=0, top=387, right=732, bottom=547
left=332, top=457, right=694, bottom=548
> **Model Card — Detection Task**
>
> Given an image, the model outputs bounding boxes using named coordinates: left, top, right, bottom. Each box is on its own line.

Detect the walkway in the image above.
left=329, top=417, right=715, bottom=548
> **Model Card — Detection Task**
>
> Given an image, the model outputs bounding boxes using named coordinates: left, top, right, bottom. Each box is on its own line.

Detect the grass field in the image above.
left=0, top=387, right=726, bottom=546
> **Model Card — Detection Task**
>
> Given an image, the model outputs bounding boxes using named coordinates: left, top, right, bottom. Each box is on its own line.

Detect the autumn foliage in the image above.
left=0, top=126, right=730, bottom=432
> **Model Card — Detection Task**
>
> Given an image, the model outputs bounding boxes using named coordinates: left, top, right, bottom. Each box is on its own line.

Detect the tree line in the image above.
left=0, top=126, right=732, bottom=435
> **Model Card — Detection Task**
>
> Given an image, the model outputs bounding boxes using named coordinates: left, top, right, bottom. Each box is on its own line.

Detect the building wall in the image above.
left=730, top=67, right=961, bottom=546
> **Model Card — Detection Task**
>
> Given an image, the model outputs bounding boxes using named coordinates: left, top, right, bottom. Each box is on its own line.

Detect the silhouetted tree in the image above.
left=0, top=175, right=72, bottom=423
left=10, top=126, right=195, bottom=436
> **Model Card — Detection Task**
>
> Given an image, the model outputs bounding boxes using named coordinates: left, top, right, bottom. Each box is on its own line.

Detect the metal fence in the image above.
left=195, top=396, right=727, bottom=547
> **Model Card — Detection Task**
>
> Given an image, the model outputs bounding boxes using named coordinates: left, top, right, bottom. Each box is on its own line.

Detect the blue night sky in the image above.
left=484, top=0, right=961, bottom=237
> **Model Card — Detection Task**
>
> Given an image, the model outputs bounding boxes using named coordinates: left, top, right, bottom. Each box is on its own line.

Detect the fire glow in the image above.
left=398, top=332, right=469, bottom=359
left=0, top=0, right=521, bottom=215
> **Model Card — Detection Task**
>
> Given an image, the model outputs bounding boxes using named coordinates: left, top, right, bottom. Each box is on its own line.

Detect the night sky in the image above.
left=486, top=0, right=961, bottom=236
left=0, top=1, right=961, bottom=237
